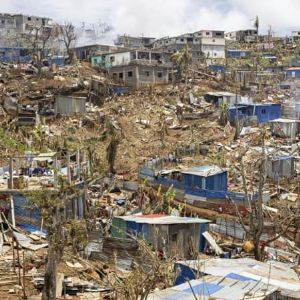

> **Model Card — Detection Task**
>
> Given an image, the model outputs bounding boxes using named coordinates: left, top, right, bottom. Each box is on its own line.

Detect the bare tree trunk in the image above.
left=42, top=242, right=57, bottom=300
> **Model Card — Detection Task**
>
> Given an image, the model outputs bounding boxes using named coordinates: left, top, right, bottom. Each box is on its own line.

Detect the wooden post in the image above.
left=10, top=195, right=16, bottom=228
left=53, top=155, right=58, bottom=188
left=9, top=157, right=13, bottom=189
left=17, top=244, right=21, bottom=286
left=22, top=251, right=26, bottom=300
left=12, top=238, right=15, bottom=273
left=76, top=149, right=80, bottom=179
left=67, top=153, right=71, bottom=184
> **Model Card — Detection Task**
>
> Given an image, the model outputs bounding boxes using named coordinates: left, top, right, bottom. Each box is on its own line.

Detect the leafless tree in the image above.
left=22, top=24, right=53, bottom=74
left=231, top=127, right=300, bottom=261
left=54, top=22, right=77, bottom=64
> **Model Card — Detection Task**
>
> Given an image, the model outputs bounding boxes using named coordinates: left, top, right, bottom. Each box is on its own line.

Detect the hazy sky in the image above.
left=2, top=0, right=300, bottom=41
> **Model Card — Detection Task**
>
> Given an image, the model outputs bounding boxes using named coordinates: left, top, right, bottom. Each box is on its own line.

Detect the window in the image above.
left=28, top=17, right=31, bottom=21
left=145, top=71, right=150, bottom=76
left=212, top=39, right=215, bottom=42
left=180, top=38, right=184, bottom=42
left=119, top=73, right=123, bottom=78
left=110, top=56, right=115, bottom=62
left=262, top=109, right=266, bottom=114
left=206, top=32, right=210, bottom=35
left=157, top=72, right=163, bottom=78
left=195, top=38, right=198, bottom=42
left=128, top=71, right=133, bottom=77
left=214, top=53, right=217, bottom=56
left=215, top=32, right=222, bottom=36
left=1, top=20, right=4, bottom=24
left=93, top=58, right=97, bottom=64
left=112, top=73, right=117, bottom=77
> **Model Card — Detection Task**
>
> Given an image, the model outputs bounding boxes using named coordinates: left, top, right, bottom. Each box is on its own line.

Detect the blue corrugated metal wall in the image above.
left=205, top=172, right=227, bottom=191
left=255, top=104, right=281, bottom=123
left=229, top=104, right=281, bottom=124
left=286, top=69, right=300, bottom=79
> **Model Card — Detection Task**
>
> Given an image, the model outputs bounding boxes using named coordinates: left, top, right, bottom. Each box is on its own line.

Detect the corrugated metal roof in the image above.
left=116, top=215, right=210, bottom=225
left=177, top=258, right=300, bottom=291
left=206, top=91, right=236, bottom=97
left=148, top=275, right=277, bottom=300
left=270, top=118, right=300, bottom=123
left=181, top=165, right=226, bottom=177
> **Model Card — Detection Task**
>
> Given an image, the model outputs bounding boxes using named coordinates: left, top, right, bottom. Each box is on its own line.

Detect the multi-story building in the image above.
left=151, top=30, right=225, bottom=60
left=92, top=49, right=171, bottom=89
left=114, top=35, right=156, bottom=49
left=0, top=13, right=53, bottom=62
left=0, top=14, right=17, bottom=35
left=14, top=14, right=52, bottom=33
left=225, top=29, right=258, bottom=43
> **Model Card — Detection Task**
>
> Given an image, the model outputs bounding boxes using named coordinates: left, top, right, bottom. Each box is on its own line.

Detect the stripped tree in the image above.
left=230, top=127, right=300, bottom=261
left=54, top=22, right=77, bottom=64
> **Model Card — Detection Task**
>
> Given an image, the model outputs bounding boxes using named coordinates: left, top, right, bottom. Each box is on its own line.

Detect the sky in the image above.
left=2, top=0, right=300, bottom=43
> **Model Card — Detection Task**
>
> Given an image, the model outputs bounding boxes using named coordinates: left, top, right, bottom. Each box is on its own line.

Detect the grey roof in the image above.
left=181, top=165, right=226, bottom=177
left=116, top=215, right=210, bottom=225
left=148, top=275, right=277, bottom=300
left=177, top=258, right=300, bottom=291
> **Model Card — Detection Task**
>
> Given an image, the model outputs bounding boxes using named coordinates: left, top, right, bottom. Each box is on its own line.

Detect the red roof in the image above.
left=136, top=214, right=167, bottom=218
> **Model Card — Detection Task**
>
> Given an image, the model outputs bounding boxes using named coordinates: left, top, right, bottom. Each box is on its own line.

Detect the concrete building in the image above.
left=13, top=14, right=52, bottom=33
left=151, top=30, right=225, bottom=60
left=73, top=44, right=121, bottom=61
left=0, top=14, right=17, bottom=35
left=194, top=30, right=225, bottom=58
left=109, top=63, right=170, bottom=89
left=291, top=31, right=300, bottom=41
left=225, top=29, right=258, bottom=43
left=114, top=34, right=155, bottom=49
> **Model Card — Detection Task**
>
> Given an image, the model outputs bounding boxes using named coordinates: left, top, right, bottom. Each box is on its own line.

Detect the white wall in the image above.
left=106, top=52, right=131, bottom=67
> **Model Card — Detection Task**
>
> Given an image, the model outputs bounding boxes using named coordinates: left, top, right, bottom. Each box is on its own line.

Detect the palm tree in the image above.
left=171, top=44, right=192, bottom=88
left=254, top=16, right=259, bottom=42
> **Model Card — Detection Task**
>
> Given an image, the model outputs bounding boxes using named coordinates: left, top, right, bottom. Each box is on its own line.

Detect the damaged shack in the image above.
left=54, top=95, right=86, bottom=116
left=112, top=214, right=210, bottom=258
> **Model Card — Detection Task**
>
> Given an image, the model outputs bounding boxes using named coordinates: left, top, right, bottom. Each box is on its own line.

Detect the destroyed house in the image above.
left=270, top=118, right=300, bottom=139
left=111, top=214, right=210, bottom=257
left=267, top=155, right=295, bottom=180
left=226, top=49, right=251, bottom=58
left=229, top=103, right=281, bottom=124
left=204, top=92, right=239, bottom=106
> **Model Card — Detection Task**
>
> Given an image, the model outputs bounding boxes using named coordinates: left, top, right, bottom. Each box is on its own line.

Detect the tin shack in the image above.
left=112, top=214, right=210, bottom=258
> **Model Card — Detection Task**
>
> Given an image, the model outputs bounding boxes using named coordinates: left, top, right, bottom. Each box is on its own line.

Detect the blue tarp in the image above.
left=226, top=272, right=256, bottom=282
